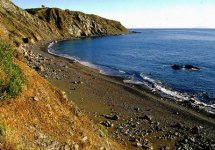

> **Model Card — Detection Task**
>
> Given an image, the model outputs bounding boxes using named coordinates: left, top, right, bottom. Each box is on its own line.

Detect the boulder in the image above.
left=105, top=114, right=120, bottom=120
left=171, top=64, right=183, bottom=70
left=139, top=114, right=152, bottom=121
left=184, top=65, right=200, bottom=71
left=171, top=64, right=200, bottom=71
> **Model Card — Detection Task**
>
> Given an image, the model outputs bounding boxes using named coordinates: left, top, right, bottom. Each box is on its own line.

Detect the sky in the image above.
left=11, top=0, right=215, bottom=28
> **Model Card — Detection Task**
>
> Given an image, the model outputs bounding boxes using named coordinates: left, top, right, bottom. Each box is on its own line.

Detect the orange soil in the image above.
left=0, top=59, right=127, bottom=150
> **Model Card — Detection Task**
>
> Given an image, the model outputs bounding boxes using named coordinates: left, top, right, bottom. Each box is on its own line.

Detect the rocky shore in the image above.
left=22, top=42, right=215, bottom=150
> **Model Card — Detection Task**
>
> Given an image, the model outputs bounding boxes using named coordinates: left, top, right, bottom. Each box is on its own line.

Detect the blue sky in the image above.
left=11, top=0, right=215, bottom=28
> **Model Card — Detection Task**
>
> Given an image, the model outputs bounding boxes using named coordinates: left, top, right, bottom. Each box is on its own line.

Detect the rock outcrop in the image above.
left=171, top=64, right=200, bottom=71
left=0, top=0, right=59, bottom=45
left=0, top=0, right=128, bottom=46
left=26, top=8, right=128, bottom=37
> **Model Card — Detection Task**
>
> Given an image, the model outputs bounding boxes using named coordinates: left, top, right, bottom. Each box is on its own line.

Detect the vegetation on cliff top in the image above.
left=0, top=42, right=25, bottom=99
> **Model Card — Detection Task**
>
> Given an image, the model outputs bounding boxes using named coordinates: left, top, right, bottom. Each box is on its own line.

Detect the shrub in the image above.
left=0, top=42, right=25, bottom=99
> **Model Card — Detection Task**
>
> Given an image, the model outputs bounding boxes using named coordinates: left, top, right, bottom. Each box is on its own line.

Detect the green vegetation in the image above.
left=0, top=118, right=6, bottom=138
left=0, top=42, right=25, bottom=99
left=97, top=124, right=108, bottom=137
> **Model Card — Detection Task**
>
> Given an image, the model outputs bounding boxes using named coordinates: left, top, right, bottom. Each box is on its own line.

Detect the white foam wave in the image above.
left=123, top=79, right=143, bottom=85
left=142, top=74, right=215, bottom=113
left=79, top=61, right=98, bottom=69
left=140, top=73, right=189, bottom=101
left=119, top=70, right=126, bottom=74
left=143, top=76, right=156, bottom=83
left=48, top=42, right=55, bottom=48
left=99, top=70, right=109, bottom=75
left=154, top=84, right=189, bottom=101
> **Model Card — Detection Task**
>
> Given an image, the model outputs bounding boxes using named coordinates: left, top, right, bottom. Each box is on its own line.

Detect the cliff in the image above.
left=26, top=8, right=128, bottom=37
left=0, top=0, right=128, bottom=46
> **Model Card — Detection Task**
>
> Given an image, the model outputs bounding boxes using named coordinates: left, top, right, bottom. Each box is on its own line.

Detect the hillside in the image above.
left=26, top=8, right=128, bottom=37
left=0, top=0, right=59, bottom=45
left=0, top=0, right=128, bottom=149
left=0, top=58, right=126, bottom=149
left=0, top=0, right=128, bottom=46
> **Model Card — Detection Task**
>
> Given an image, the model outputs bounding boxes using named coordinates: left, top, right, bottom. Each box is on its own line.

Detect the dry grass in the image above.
left=0, top=59, right=126, bottom=150
left=0, top=69, right=6, bottom=80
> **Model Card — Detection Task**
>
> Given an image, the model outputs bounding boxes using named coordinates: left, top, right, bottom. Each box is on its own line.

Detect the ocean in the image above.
left=49, top=29, right=215, bottom=113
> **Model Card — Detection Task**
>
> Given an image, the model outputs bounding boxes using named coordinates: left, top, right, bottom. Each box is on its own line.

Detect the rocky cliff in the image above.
left=0, top=0, right=59, bottom=45
left=0, top=0, right=128, bottom=46
left=26, top=8, right=128, bottom=37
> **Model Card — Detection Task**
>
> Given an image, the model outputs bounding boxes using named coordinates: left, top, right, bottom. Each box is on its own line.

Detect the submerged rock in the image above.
left=129, top=31, right=142, bottom=34
left=184, top=65, right=200, bottom=71
left=171, top=64, right=183, bottom=70
left=171, top=64, right=200, bottom=71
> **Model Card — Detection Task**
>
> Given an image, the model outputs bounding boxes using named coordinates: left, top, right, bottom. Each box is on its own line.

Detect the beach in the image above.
left=23, top=41, right=215, bottom=149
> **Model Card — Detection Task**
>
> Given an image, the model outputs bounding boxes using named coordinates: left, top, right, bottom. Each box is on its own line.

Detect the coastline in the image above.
left=47, top=39, right=215, bottom=115
left=24, top=40, right=215, bottom=149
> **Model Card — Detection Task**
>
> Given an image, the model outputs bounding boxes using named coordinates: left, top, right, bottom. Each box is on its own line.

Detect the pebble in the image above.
left=191, top=126, right=199, bottom=134
left=140, top=114, right=152, bottom=121
left=105, top=114, right=120, bottom=120
left=33, top=96, right=39, bottom=101
left=136, top=142, right=142, bottom=147
left=81, top=136, right=88, bottom=144
left=101, top=121, right=114, bottom=127
left=134, top=107, right=140, bottom=112
left=74, top=144, right=79, bottom=150
left=23, top=44, right=215, bottom=150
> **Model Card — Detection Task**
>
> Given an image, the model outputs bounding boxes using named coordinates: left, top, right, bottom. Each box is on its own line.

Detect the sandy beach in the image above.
left=23, top=41, right=215, bottom=149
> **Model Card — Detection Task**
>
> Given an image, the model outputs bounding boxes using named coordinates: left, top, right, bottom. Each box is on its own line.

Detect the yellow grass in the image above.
left=0, top=59, right=127, bottom=150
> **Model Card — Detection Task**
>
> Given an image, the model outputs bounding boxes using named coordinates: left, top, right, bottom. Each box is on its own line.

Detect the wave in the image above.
left=123, top=79, right=143, bottom=85
left=140, top=73, right=215, bottom=114
left=79, top=61, right=98, bottom=69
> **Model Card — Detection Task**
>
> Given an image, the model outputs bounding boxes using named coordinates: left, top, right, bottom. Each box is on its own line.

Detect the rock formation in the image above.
left=0, top=0, right=128, bottom=46
left=171, top=64, right=200, bottom=71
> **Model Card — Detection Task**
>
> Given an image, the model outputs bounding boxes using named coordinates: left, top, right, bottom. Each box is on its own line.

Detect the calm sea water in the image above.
left=50, top=29, right=215, bottom=112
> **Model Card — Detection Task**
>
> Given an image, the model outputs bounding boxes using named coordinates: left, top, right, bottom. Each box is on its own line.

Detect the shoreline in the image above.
left=24, top=40, right=215, bottom=149
left=47, top=40, right=215, bottom=116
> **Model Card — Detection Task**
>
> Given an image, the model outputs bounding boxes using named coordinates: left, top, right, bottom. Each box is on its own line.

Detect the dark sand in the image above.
left=24, top=41, right=215, bottom=149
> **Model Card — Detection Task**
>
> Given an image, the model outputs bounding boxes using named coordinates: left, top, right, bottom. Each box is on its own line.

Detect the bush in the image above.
left=0, top=42, right=25, bottom=99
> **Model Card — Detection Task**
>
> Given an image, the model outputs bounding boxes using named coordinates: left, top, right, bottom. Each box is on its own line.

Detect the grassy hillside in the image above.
left=0, top=58, right=127, bottom=149
left=0, top=1, right=128, bottom=149
left=0, top=42, right=24, bottom=99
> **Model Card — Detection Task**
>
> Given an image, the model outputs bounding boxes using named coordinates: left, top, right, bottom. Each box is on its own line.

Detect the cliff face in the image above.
left=26, top=8, right=128, bottom=37
left=0, top=0, right=128, bottom=46
left=0, top=0, right=60, bottom=45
